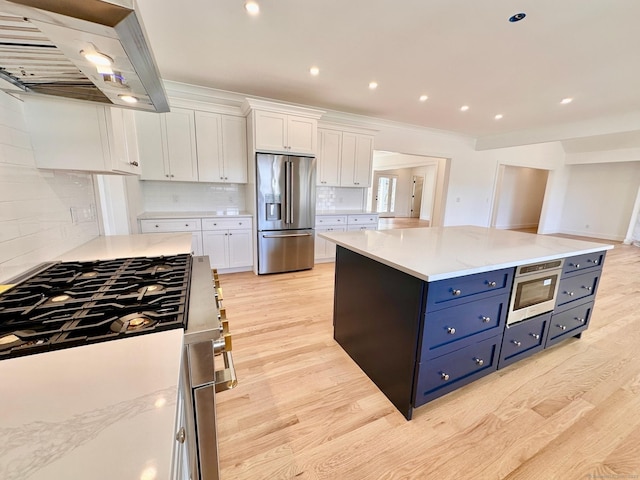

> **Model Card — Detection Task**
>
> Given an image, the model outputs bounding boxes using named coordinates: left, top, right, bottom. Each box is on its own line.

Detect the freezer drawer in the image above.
left=258, top=229, right=314, bottom=274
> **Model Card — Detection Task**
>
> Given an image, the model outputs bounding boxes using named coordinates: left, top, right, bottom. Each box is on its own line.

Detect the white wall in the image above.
left=494, top=166, right=548, bottom=229
left=559, top=162, right=640, bottom=241
left=0, top=92, right=99, bottom=283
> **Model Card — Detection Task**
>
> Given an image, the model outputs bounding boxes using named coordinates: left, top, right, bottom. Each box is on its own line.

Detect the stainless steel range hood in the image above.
left=0, top=0, right=169, bottom=112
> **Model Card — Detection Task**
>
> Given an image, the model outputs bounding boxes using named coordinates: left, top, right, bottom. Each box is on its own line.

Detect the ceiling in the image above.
left=136, top=0, right=640, bottom=142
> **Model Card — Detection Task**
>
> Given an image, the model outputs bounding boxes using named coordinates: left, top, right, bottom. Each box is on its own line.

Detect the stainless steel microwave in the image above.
left=507, top=259, right=564, bottom=325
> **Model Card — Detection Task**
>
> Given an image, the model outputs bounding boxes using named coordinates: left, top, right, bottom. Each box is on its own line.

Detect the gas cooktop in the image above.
left=0, top=254, right=192, bottom=360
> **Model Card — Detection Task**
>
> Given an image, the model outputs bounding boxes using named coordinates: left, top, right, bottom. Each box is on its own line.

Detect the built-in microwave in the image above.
left=507, top=259, right=565, bottom=325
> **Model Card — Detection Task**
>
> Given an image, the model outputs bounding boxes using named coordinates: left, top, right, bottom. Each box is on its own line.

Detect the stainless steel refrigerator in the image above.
left=256, top=153, right=316, bottom=274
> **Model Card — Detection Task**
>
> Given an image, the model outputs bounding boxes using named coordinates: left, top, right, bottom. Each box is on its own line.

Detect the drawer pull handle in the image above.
left=530, top=333, right=540, bottom=340
left=565, top=291, right=574, bottom=296
left=481, top=316, right=491, bottom=323
left=576, top=317, right=585, bottom=323
left=487, top=281, right=497, bottom=287
left=440, top=372, right=450, bottom=381
left=582, top=286, right=592, bottom=291
left=474, top=358, right=484, bottom=366
left=512, top=340, right=522, bottom=347
left=447, top=327, right=456, bottom=335
left=557, top=324, right=567, bottom=331
left=452, top=289, right=461, bottom=296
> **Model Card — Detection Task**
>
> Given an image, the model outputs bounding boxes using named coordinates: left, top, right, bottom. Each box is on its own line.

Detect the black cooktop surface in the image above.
left=0, top=254, right=192, bottom=360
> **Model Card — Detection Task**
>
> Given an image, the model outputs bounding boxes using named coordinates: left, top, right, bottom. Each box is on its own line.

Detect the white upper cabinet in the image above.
left=243, top=99, right=324, bottom=156
left=137, top=107, right=198, bottom=182
left=318, top=125, right=376, bottom=187
left=195, top=111, right=247, bottom=183
left=24, top=97, right=141, bottom=175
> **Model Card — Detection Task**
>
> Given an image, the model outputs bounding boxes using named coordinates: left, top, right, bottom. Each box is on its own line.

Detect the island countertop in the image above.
left=319, top=226, right=614, bottom=281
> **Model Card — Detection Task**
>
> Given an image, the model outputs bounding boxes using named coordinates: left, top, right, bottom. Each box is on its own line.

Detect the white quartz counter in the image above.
left=56, top=233, right=193, bottom=262
left=320, top=226, right=614, bottom=281
left=0, top=329, right=184, bottom=480
left=139, top=211, right=252, bottom=219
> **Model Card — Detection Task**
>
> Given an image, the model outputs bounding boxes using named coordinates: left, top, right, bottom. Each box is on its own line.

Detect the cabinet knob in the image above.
left=185, top=224, right=189, bottom=227
left=155, top=224, right=159, bottom=228
left=481, top=316, right=491, bottom=323
left=129, top=160, right=139, bottom=167
left=176, top=427, right=186, bottom=444
left=487, top=281, right=497, bottom=287
left=447, top=327, right=456, bottom=335
left=440, top=372, right=450, bottom=381
left=474, top=358, right=484, bottom=366
left=557, top=324, right=567, bottom=331
left=592, top=259, right=598, bottom=265
left=220, top=176, right=224, bottom=180
left=582, top=285, right=592, bottom=291
left=170, top=174, right=175, bottom=178
left=225, top=177, right=228, bottom=180
left=565, top=291, right=574, bottom=296
left=575, top=317, right=585, bottom=323
left=530, top=333, right=540, bottom=340
left=452, top=289, right=461, bottom=296
left=165, top=174, right=169, bottom=178
left=570, top=263, right=580, bottom=268
left=512, top=340, right=522, bottom=347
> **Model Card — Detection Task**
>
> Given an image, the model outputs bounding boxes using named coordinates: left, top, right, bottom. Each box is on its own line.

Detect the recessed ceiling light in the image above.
left=460, top=105, right=469, bottom=112
left=309, top=66, right=320, bottom=76
left=369, top=81, right=378, bottom=90
left=80, top=48, right=112, bottom=67
left=509, top=12, right=526, bottom=22
left=244, top=1, right=259, bottom=15
left=118, top=94, right=138, bottom=104
left=419, top=95, right=428, bottom=102
left=560, top=97, right=573, bottom=105
left=494, top=114, right=504, bottom=120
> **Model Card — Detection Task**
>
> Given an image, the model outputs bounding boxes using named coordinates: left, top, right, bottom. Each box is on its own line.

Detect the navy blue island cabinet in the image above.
left=332, top=246, right=606, bottom=420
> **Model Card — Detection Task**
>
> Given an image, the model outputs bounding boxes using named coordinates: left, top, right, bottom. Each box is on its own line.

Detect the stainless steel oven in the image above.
left=507, top=259, right=564, bottom=325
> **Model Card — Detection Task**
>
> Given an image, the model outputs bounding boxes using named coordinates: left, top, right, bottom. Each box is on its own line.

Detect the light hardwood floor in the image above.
left=377, top=217, right=430, bottom=230
left=216, top=238, right=640, bottom=480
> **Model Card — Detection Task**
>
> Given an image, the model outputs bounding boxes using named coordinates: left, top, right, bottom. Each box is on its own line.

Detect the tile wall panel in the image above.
left=0, top=92, right=99, bottom=283
left=141, top=181, right=247, bottom=213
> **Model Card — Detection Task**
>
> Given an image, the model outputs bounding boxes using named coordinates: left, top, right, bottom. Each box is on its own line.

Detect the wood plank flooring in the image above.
left=216, top=238, right=640, bottom=480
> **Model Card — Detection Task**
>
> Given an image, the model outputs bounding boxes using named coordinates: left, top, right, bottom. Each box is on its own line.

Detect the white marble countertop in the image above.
left=139, top=210, right=252, bottom=219
left=320, top=226, right=614, bottom=282
left=56, top=233, right=193, bottom=262
left=0, top=329, right=184, bottom=480
left=316, top=210, right=378, bottom=216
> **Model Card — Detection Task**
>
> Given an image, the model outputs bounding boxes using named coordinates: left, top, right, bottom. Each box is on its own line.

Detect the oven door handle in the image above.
left=214, top=350, right=238, bottom=392
left=193, top=384, right=220, bottom=479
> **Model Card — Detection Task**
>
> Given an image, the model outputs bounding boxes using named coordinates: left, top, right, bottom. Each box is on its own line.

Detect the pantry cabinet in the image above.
left=137, top=108, right=198, bottom=182
left=24, top=97, right=141, bottom=175
left=195, top=112, right=247, bottom=183
left=317, top=125, right=376, bottom=187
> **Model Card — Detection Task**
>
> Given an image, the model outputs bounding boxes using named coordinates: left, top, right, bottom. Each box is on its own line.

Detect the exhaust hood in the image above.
left=0, top=0, right=169, bottom=112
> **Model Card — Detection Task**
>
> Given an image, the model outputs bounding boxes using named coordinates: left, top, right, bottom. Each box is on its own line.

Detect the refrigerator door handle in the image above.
left=262, top=233, right=313, bottom=238
left=285, top=160, right=293, bottom=224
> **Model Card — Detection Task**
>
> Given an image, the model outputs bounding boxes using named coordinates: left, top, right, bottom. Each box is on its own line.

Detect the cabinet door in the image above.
left=287, top=115, right=316, bottom=155
left=340, top=133, right=357, bottom=186
left=254, top=110, right=287, bottom=152
left=221, top=115, right=248, bottom=183
left=136, top=111, right=169, bottom=180
left=202, top=231, right=229, bottom=269
left=106, top=108, right=140, bottom=174
left=194, top=111, right=224, bottom=182
left=317, top=129, right=341, bottom=186
left=164, top=108, right=198, bottom=181
left=227, top=229, right=252, bottom=268
left=353, top=134, right=374, bottom=187
left=191, top=232, right=203, bottom=256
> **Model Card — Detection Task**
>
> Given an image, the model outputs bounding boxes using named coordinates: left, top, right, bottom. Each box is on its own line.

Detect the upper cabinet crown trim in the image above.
left=241, top=98, right=325, bottom=118
left=318, top=121, right=379, bottom=136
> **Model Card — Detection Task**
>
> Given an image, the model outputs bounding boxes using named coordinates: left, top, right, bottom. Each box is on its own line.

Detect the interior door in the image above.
left=411, top=175, right=424, bottom=218
left=373, top=173, right=398, bottom=218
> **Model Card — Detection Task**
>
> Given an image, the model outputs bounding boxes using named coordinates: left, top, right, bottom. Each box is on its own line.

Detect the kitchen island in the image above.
left=0, top=233, right=200, bottom=479
left=319, top=226, right=613, bottom=419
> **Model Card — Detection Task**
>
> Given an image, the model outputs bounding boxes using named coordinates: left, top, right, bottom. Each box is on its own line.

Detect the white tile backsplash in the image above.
left=0, top=92, right=99, bottom=283
left=316, top=186, right=366, bottom=211
left=141, top=181, right=247, bottom=212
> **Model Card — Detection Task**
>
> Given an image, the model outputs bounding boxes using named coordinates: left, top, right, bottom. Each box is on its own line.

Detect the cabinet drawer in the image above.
left=562, top=251, right=606, bottom=275
left=499, top=313, right=550, bottom=368
left=202, top=218, right=252, bottom=231
left=422, top=294, right=508, bottom=358
left=426, top=267, right=514, bottom=312
left=546, top=301, right=593, bottom=347
left=556, top=270, right=600, bottom=307
left=347, top=214, right=378, bottom=225
left=140, top=219, right=202, bottom=233
left=347, top=225, right=377, bottom=231
left=414, top=336, right=500, bottom=407
left=315, top=215, right=347, bottom=226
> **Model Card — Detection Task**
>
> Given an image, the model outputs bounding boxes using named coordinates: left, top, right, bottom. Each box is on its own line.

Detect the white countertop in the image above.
left=0, top=329, right=184, bottom=480
left=139, top=210, right=252, bottom=219
left=320, top=226, right=614, bottom=282
left=56, top=233, right=193, bottom=262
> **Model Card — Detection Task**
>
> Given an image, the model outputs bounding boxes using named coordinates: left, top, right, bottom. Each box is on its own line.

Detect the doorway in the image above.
left=373, top=173, right=398, bottom=217
left=410, top=175, right=424, bottom=218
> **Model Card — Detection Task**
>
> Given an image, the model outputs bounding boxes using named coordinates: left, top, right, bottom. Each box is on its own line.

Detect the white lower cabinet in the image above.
left=315, top=213, right=378, bottom=262
left=172, top=382, right=190, bottom=480
left=202, top=218, right=253, bottom=271
left=139, top=219, right=203, bottom=255
left=315, top=226, right=346, bottom=261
